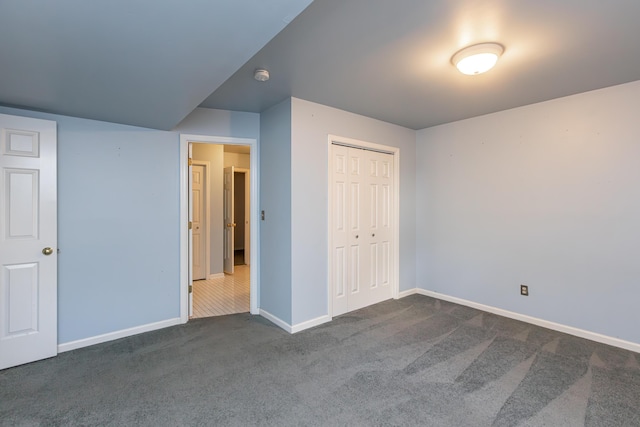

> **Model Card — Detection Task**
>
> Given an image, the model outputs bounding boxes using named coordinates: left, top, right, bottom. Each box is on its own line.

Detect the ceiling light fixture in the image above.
left=451, top=43, right=504, bottom=75
left=254, top=69, right=270, bottom=82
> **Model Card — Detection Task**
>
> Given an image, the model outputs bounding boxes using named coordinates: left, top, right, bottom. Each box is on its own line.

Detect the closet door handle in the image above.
left=372, top=233, right=375, bottom=237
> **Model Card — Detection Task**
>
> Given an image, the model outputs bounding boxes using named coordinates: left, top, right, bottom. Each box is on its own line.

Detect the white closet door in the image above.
left=331, top=145, right=394, bottom=316
left=345, top=147, right=371, bottom=312
left=365, top=151, right=393, bottom=306
left=331, top=145, right=349, bottom=316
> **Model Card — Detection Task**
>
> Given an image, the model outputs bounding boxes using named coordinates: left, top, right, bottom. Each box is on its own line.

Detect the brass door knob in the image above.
left=42, top=247, right=53, bottom=256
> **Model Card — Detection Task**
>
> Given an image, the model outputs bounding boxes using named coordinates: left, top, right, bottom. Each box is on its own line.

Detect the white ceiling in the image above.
left=0, top=0, right=313, bottom=130
left=3, top=1, right=640, bottom=131
left=201, top=0, right=640, bottom=130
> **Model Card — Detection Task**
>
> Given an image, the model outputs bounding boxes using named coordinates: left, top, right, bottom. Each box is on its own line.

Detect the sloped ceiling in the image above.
left=201, top=0, right=640, bottom=130
left=3, top=1, right=640, bottom=132
left=0, top=0, right=313, bottom=130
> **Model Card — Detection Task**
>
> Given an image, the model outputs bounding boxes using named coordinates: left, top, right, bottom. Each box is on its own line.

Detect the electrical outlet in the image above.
left=520, top=284, right=529, bottom=296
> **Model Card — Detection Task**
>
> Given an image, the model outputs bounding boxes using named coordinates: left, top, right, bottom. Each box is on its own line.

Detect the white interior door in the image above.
left=223, top=166, right=235, bottom=274
left=191, top=164, right=206, bottom=280
left=244, top=170, right=251, bottom=265
left=187, top=145, right=193, bottom=317
left=0, top=113, right=57, bottom=370
left=331, top=144, right=394, bottom=316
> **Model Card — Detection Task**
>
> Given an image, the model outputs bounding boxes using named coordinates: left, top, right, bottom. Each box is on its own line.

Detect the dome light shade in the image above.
left=452, top=43, right=504, bottom=75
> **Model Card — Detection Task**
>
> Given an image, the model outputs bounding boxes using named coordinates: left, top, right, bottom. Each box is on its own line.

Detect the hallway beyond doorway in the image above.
left=191, top=265, right=250, bottom=318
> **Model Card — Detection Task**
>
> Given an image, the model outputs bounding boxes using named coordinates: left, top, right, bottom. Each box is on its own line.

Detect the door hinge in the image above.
left=188, top=158, right=193, bottom=166
left=189, top=285, right=193, bottom=294
left=188, top=221, right=192, bottom=230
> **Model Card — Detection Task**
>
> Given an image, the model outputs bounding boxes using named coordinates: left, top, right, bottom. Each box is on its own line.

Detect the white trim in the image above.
left=327, top=135, right=401, bottom=318
left=291, top=315, right=332, bottom=333
left=208, top=273, right=225, bottom=280
left=258, top=310, right=332, bottom=334
left=58, top=318, right=182, bottom=353
left=397, top=288, right=419, bottom=299
left=180, top=134, right=260, bottom=324
left=411, top=289, right=640, bottom=354
left=259, top=309, right=292, bottom=333
left=180, top=139, right=189, bottom=322
left=192, top=160, right=211, bottom=279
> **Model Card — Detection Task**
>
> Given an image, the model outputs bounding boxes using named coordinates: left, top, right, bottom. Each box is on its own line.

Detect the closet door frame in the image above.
left=327, top=135, right=400, bottom=317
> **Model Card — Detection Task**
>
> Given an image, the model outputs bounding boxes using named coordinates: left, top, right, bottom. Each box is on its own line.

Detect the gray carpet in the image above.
left=2, top=295, right=639, bottom=426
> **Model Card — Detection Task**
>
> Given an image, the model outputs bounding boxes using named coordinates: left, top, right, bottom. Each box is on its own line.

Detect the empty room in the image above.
left=1, top=1, right=639, bottom=425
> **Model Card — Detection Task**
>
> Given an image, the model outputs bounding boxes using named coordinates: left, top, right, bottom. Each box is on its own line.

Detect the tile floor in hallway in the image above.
left=192, top=264, right=250, bottom=318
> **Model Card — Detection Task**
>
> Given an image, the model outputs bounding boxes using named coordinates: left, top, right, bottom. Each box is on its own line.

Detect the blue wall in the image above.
left=0, top=106, right=179, bottom=343
left=259, top=100, right=293, bottom=323
left=0, top=105, right=261, bottom=345
left=173, top=107, right=259, bottom=139
left=416, top=81, right=640, bottom=345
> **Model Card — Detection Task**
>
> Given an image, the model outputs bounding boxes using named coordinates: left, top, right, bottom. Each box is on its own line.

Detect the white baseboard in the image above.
left=397, top=288, right=419, bottom=299
left=259, top=309, right=292, bottom=333
left=407, top=289, right=640, bottom=354
left=259, top=310, right=332, bottom=334
left=58, top=318, right=182, bottom=353
left=291, top=314, right=332, bottom=333
left=208, top=273, right=225, bottom=279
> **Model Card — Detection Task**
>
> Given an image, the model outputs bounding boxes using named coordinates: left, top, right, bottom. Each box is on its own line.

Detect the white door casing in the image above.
left=191, top=164, right=206, bottom=280
left=330, top=139, right=396, bottom=317
left=223, top=166, right=235, bottom=274
left=0, top=113, right=57, bottom=370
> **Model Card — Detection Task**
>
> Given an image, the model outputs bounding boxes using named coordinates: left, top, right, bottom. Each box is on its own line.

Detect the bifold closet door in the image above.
left=331, top=145, right=393, bottom=317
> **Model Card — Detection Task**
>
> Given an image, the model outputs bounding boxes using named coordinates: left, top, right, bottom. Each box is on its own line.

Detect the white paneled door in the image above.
left=191, top=164, right=206, bottom=280
left=0, top=113, right=57, bottom=370
left=331, top=144, right=394, bottom=316
left=223, top=166, right=235, bottom=274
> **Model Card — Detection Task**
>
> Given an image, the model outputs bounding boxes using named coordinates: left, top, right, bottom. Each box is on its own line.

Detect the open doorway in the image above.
left=190, top=143, right=251, bottom=318
left=179, top=134, right=259, bottom=324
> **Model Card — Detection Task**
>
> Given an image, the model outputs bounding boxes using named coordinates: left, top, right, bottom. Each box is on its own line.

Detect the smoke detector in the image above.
left=254, top=69, right=270, bottom=82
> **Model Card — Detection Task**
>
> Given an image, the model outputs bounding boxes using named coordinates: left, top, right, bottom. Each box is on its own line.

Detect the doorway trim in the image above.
left=326, top=134, right=400, bottom=318
left=180, top=134, right=259, bottom=323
